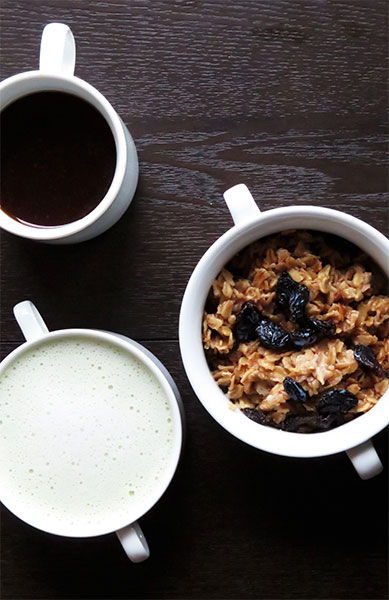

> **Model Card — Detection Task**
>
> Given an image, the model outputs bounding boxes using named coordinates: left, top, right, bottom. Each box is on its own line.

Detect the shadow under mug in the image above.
left=0, top=301, right=184, bottom=562
left=179, top=184, right=389, bottom=479
left=0, top=23, right=138, bottom=243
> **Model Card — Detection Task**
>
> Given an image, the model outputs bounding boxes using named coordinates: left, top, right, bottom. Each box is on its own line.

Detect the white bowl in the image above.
left=179, top=184, right=389, bottom=479
left=1, top=301, right=184, bottom=562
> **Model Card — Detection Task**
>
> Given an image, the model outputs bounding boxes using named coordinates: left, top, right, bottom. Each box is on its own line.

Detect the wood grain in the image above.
left=0, top=1, right=388, bottom=599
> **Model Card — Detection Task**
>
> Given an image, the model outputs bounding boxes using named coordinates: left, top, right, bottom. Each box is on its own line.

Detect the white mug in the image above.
left=179, top=184, right=389, bottom=479
left=0, top=23, right=138, bottom=243
left=0, top=301, right=184, bottom=561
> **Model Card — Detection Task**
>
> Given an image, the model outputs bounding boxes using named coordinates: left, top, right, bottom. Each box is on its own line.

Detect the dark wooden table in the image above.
left=1, top=1, right=388, bottom=599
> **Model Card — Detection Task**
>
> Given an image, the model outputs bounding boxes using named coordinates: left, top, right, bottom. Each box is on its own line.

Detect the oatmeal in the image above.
left=203, top=230, right=389, bottom=433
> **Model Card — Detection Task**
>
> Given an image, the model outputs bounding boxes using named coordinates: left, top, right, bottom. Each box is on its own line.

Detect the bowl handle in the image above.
left=223, top=184, right=261, bottom=226
left=116, top=521, right=150, bottom=562
left=346, top=440, right=383, bottom=480
left=13, top=301, right=49, bottom=341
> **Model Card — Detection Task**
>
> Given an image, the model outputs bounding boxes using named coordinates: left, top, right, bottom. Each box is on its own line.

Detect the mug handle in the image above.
left=13, top=300, right=49, bottom=341
left=39, top=23, right=76, bottom=76
left=346, top=440, right=383, bottom=480
left=223, top=184, right=261, bottom=226
left=116, top=521, right=150, bottom=563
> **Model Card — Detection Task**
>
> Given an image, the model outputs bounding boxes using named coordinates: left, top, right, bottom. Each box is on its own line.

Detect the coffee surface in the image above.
left=0, top=335, right=176, bottom=535
left=0, top=92, right=116, bottom=226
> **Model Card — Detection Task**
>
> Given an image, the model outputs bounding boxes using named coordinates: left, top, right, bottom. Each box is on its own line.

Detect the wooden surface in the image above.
left=0, top=1, right=388, bottom=599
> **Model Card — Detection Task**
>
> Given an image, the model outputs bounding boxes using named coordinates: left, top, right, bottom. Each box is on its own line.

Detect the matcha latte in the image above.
left=0, top=335, right=177, bottom=536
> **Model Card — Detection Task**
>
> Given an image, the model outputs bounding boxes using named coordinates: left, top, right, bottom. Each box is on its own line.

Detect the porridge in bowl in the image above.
left=203, top=230, right=389, bottom=433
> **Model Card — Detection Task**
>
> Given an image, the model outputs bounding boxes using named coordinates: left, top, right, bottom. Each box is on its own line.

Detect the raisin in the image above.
left=276, top=270, right=295, bottom=312
left=290, top=318, right=335, bottom=349
left=255, top=317, right=293, bottom=352
left=234, top=302, right=335, bottom=352
left=234, top=302, right=262, bottom=344
left=242, top=408, right=281, bottom=429
left=354, top=344, right=388, bottom=378
left=241, top=407, right=268, bottom=425
left=282, top=411, right=357, bottom=433
left=282, top=411, right=354, bottom=433
left=281, top=413, right=319, bottom=433
left=283, top=377, right=307, bottom=403
left=309, top=318, right=336, bottom=337
left=315, top=413, right=347, bottom=432
left=291, top=326, right=319, bottom=349
left=289, top=286, right=310, bottom=323
left=317, top=412, right=360, bottom=432
left=276, top=270, right=310, bottom=323
left=316, top=389, right=358, bottom=416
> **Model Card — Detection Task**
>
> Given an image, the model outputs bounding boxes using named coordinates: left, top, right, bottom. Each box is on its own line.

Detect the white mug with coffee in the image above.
left=0, top=301, right=184, bottom=562
left=0, top=23, right=138, bottom=243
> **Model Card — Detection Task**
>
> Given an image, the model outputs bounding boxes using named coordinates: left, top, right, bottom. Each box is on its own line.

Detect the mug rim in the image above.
left=0, top=328, right=183, bottom=537
left=179, top=204, right=389, bottom=458
left=0, top=71, right=127, bottom=241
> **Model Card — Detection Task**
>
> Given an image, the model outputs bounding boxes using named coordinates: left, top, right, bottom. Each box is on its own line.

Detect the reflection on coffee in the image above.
left=0, top=335, right=175, bottom=534
left=0, top=92, right=116, bottom=227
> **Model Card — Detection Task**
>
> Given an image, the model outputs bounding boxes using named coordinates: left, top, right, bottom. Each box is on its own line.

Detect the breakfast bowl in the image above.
left=179, top=184, right=389, bottom=479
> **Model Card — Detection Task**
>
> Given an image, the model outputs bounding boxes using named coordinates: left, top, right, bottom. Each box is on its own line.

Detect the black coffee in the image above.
left=0, top=91, right=116, bottom=227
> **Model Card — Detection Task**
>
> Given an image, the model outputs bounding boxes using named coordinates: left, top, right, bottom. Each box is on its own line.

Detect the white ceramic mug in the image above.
left=0, top=23, right=138, bottom=243
left=0, top=301, right=184, bottom=561
left=179, top=184, right=389, bottom=480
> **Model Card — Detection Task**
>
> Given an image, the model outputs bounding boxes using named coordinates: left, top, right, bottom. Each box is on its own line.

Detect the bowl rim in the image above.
left=179, top=204, right=389, bottom=458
